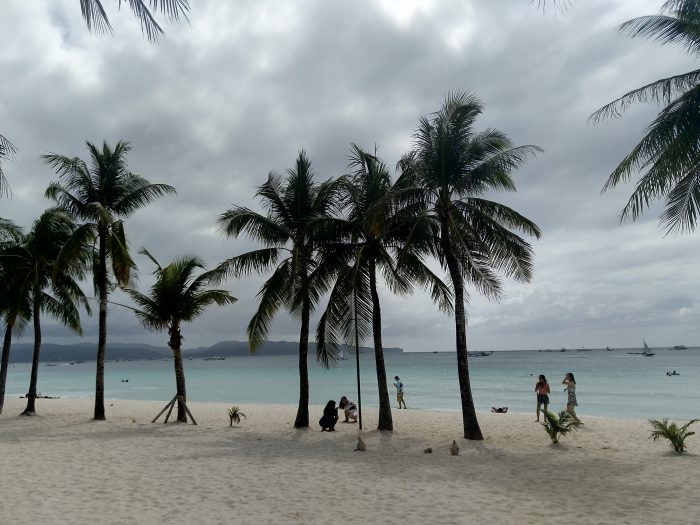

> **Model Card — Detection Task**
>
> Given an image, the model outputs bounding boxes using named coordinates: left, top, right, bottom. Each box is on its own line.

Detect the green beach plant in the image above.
left=649, top=418, right=699, bottom=453
left=44, top=140, right=176, bottom=420
left=541, top=409, right=583, bottom=444
left=0, top=134, right=16, bottom=199
left=228, top=406, right=246, bottom=426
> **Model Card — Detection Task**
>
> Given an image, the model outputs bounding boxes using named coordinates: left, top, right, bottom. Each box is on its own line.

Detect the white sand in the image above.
left=1, top=397, right=698, bottom=525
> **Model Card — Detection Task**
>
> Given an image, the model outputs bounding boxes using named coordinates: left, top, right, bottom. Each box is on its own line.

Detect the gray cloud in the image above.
left=2, top=0, right=698, bottom=352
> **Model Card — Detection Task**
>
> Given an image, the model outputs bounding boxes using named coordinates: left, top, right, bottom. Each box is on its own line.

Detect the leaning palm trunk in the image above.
left=169, top=323, right=187, bottom=423
left=369, top=259, right=393, bottom=431
left=0, top=321, right=15, bottom=415
left=295, top=300, right=311, bottom=428
left=94, top=228, right=108, bottom=420
left=440, top=222, right=483, bottom=440
left=21, top=292, right=42, bottom=416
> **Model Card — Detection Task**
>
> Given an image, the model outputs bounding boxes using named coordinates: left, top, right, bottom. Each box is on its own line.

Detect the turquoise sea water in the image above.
left=4, top=348, right=700, bottom=420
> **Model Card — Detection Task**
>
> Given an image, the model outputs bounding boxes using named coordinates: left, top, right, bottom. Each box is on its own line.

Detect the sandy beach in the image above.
left=1, top=397, right=698, bottom=525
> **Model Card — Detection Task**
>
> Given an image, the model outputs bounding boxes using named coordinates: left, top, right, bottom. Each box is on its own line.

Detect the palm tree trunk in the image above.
left=294, top=298, right=310, bottom=428
left=0, top=320, right=15, bottom=415
left=169, top=322, right=187, bottom=423
left=369, top=258, right=393, bottom=431
left=440, top=220, right=483, bottom=440
left=94, top=228, right=108, bottom=421
left=21, top=291, right=41, bottom=416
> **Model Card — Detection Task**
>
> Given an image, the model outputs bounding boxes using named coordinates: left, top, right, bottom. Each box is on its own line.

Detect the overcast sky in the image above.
left=1, top=0, right=697, bottom=352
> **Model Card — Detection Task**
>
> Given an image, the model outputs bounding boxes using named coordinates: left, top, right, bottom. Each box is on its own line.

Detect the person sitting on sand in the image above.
left=338, top=396, right=358, bottom=423
left=491, top=407, right=508, bottom=413
left=319, top=400, right=339, bottom=432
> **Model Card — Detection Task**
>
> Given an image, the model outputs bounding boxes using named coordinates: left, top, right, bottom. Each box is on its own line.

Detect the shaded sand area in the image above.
left=1, top=398, right=698, bottom=524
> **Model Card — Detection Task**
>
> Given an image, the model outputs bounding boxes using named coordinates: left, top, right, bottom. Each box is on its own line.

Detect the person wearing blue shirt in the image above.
left=393, top=375, right=407, bottom=409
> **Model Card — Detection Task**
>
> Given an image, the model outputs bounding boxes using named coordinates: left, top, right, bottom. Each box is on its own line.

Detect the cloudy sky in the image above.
left=1, top=0, right=698, bottom=352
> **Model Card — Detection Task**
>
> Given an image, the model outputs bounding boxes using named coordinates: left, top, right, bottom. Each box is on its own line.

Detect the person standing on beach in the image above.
left=534, top=374, right=550, bottom=422
left=562, top=372, right=578, bottom=420
left=393, top=376, right=407, bottom=409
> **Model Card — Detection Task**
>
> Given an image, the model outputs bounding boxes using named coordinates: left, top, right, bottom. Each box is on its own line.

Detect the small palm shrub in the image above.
left=541, top=410, right=582, bottom=444
left=649, top=419, right=698, bottom=453
left=228, top=406, right=246, bottom=426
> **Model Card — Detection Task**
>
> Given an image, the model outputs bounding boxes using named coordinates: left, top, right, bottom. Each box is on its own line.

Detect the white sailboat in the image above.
left=627, top=339, right=655, bottom=357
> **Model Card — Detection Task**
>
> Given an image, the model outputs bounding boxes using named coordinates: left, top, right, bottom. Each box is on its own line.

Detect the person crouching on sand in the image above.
left=319, top=400, right=339, bottom=432
left=535, top=374, right=550, bottom=422
left=338, top=396, right=358, bottom=423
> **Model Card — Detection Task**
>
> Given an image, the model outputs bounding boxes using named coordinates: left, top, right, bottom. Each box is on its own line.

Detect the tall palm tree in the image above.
left=592, top=0, right=700, bottom=233
left=124, top=249, right=236, bottom=422
left=317, top=145, right=452, bottom=431
left=0, top=209, right=91, bottom=416
left=400, top=92, right=541, bottom=440
left=0, top=224, right=29, bottom=415
left=0, top=134, right=16, bottom=200
left=216, top=150, right=341, bottom=428
left=79, top=0, right=190, bottom=42
left=44, top=140, right=176, bottom=420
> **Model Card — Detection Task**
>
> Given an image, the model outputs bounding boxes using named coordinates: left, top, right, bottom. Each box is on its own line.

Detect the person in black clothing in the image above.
left=319, top=400, right=339, bottom=431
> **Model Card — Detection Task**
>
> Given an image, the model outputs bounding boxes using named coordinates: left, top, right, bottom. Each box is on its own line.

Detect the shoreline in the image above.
left=2, top=398, right=698, bottom=524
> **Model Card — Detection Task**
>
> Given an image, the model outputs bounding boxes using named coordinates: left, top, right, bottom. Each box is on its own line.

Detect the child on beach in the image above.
left=338, top=396, right=358, bottom=423
left=535, top=374, right=550, bottom=422
left=393, top=376, right=406, bottom=409
left=562, top=372, right=579, bottom=420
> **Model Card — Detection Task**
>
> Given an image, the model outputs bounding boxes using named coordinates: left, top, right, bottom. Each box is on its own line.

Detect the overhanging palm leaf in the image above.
left=594, top=1, right=700, bottom=233
left=80, top=0, right=189, bottom=42
left=0, top=134, right=17, bottom=199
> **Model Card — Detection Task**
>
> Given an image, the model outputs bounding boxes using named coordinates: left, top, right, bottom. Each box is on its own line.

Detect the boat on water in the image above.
left=627, top=339, right=655, bottom=357
left=202, top=356, right=226, bottom=361
left=671, top=345, right=687, bottom=350
left=606, top=346, right=613, bottom=351
left=468, top=351, right=494, bottom=357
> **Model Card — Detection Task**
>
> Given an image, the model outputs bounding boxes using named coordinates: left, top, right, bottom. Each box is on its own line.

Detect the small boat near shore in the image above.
left=468, top=351, right=494, bottom=357
left=202, top=356, right=226, bottom=361
left=671, top=345, right=687, bottom=350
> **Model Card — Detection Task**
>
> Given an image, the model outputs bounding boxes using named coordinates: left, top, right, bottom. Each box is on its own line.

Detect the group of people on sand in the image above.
left=319, top=375, right=407, bottom=431
left=319, top=396, right=359, bottom=431
left=533, top=372, right=578, bottom=421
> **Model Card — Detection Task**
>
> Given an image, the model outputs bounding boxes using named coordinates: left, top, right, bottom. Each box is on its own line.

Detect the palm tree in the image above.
left=0, top=134, right=16, bottom=199
left=317, top=145, right=452, bottom=431
left=216, top=150, right=341, bottom=428
left=591, top=1, right=700, bottom=233
left=44, top=140, right=176, bottom=420
left=400, top=92, right=541, bottom=440
left=124, top=249, right=236, bottom=422
left=0, top=209, right=91, bottom=416
left=79, top=0, right=190, bottom=42
left=0, top=224, right=30, bottom=415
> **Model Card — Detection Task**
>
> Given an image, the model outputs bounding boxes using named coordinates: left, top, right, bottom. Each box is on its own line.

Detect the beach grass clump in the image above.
left=541, top=410, right=582, bottom=444
left=649, top=419, right=698, bottom=453
left=228, top=406, right=246, bottom=426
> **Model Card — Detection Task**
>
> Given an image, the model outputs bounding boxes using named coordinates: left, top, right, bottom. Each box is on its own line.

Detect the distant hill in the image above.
left=8, top=340, right=403, bottom=363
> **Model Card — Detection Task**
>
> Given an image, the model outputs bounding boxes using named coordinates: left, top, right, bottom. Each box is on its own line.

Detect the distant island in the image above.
left=8, top=340, right=403, bottom=364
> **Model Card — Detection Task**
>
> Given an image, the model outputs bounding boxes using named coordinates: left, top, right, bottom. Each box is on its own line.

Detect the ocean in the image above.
left=4, top=347, right=699, bottom=420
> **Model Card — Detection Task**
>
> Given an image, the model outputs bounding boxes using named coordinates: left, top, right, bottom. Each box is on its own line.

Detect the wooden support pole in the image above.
left=180, top=397, right=197, bottom=426
left=163, top=397, right=177, bottom=423
left=152, top=395, right=177, bottom=423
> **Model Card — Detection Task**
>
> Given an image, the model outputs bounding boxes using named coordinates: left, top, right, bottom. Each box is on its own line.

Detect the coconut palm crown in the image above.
left=592, top=0, right=700, bottom=233
left=124, top=249, right=236, bottom=422
left=216, top=150, right=342, bottom=428
left=44, top=140, right=176, bottom=420
left=399, top=92, right=541, bottom=440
